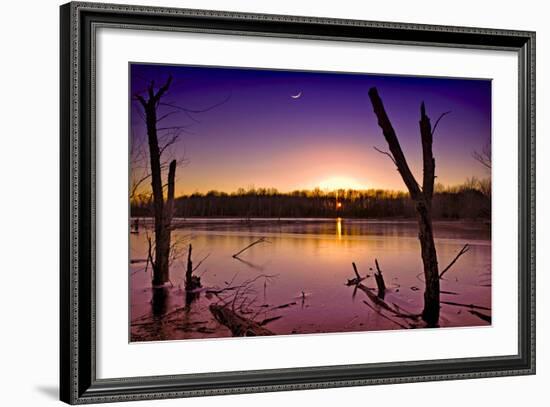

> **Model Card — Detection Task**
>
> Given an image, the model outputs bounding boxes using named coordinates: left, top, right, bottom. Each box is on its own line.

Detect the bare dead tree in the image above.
left=133, top=74, right=231, bottom=287
left=368, top=87, right=443, bottom=326
left=134, top=75, right=177, bottom=286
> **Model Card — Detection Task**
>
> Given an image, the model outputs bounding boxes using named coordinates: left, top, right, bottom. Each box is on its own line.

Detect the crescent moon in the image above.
left=291, top=91, right=302, bottom=99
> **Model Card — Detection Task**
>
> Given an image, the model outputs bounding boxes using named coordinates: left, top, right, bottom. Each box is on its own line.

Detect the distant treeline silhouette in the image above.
left=131, top=177, right=490, bottom=220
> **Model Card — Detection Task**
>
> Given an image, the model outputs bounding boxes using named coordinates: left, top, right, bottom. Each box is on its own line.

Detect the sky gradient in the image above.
left=130, top=63, right=491, bottom=196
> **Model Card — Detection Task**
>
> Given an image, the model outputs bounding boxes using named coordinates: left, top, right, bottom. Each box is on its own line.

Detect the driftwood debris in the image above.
left=232, top=237, right=270, bottom=259
left=362, top=300, right=410, bottom=329
left=209, top=304, right=274, bottom=336
left=258, top=315, right=283, bottom=326
left=347, top=262, right=366, bottom=286
left=469, top=310, right=492, bottom=323
left=346, top=265, right=419, bottom=326
left=271, top=302, right=297, bottom=310
left=441, top=300, right=491, bottom=311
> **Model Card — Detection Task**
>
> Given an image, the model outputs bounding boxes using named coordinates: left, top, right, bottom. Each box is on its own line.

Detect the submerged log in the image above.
left=209, top=304, right=274, bottom=336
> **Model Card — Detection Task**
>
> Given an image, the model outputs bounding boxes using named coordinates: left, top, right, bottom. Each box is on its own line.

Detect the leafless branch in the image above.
left=439, top=244, right=470, bottom=279
left=159, top=134, right=180, bottom=156
left=159, top=92, right=231, bottom=115
left=373, top=146, right=397, bottom=166
left=431, top=111, right=451, bottom=137
left=192, top=253, right=211, bottom=273
left=472, top=141, right=492, bottom=170
left=134, top=94, right=147, bottom=108
left=232, top=237, right=271, bottom=258
left=157, top=110, right=180, bottom=123
left=130, top=172, right=152, bottom=199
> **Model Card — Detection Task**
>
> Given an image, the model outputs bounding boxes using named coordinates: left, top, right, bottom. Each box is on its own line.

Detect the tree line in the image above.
left=131, top=177, right=490, bottom=220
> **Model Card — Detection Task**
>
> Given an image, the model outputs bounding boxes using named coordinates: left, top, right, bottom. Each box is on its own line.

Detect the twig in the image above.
left=352, top=262, right=361, bottom=279
left=259, top=316, right=283, bottom=326
left=233, top=256, right=265, bottom=271
left=347, top=262, right=366, bottom=286
left=439, top=244, right=470, bottom=279
left=373, top=146, right=397, bottom=166
left=232, top=237, right=270, bottom=258
left=469, top=310, right=492, bottom=323
left=192, top=253, right=211, bottom=272
left=431, top=111, right=451, bottom=137
left=441, top=300, right=491, bottom=311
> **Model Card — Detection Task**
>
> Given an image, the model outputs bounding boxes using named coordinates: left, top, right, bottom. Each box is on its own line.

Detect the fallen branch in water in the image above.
left=271, top=302, right=297, bottom=310
left=345, top=262, right=420, bottom=326
left=469, top=310, right=492, bottom=323
left=346, top=262, right=366, bottom=286
left=232, top=237, right=270, bottom=258
left=439, top=244, right=470, bottom=279
left=209, top=304, right=274, bottom=336
left=349, top=278, right=419, bottom=321
left=362, top=300, right=410, bottom=329
left=233, top=256, right=265, bottom=271
left=441, top=300, right=491, bottom=311
left=192, top=253, right=210, bottom=273
left=259, top=315, right=283, bottom=326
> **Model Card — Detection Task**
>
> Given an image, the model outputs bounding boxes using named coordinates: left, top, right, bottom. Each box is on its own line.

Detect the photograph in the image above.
left=129, top=63, right=492, bottom=342
left=55, top=1, right=536, bottom=404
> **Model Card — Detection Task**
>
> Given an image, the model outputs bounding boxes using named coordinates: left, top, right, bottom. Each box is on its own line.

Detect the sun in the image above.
left=318, top=176, right=366, bottom=191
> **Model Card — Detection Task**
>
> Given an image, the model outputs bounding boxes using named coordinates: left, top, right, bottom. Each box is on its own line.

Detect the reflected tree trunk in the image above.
left=368, top=88, right=440, bottom=326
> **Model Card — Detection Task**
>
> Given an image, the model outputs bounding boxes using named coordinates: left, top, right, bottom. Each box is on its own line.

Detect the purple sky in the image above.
left=130, top=63, right=491, bottom=195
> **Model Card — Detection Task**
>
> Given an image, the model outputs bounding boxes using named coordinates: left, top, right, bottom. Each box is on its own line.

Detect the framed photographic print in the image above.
left=60, top=2, right=535, bottom=404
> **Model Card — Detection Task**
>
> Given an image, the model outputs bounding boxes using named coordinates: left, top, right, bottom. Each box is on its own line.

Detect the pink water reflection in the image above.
left=130, top=219, right=491, bottom=341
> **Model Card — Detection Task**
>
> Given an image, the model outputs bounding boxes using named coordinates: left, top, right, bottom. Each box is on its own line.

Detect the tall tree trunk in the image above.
left=416, top=201, right=440, bottom=326
left=368, top=88, right=440, bottom=327
left=418, top=103, right=440, bottom=326
left=135, top=76, right=174, bottom=287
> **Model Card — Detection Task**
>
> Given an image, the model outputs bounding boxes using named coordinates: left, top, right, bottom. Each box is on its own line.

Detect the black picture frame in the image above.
left=60, top=2, right=536, bottom=404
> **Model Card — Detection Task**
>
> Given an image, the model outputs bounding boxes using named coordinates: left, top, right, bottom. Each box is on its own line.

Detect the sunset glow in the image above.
left=318, top=176, right=367, bottom=191
left=130, top=64, right=491, bottom=196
